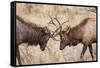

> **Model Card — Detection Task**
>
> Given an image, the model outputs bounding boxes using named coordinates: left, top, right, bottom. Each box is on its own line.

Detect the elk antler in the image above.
left=54, top=16, right=69, bottom=29
left=48, top=15, right=57, bottom=27
left=53, top=16, right=69, bottom=37
left=65, top=25, right=71, bottom=34
left=48, top=15, right=69, bottom=41
left=48, top=15, right=60, bottom=36
left=48, top=15, right=60, bottom=41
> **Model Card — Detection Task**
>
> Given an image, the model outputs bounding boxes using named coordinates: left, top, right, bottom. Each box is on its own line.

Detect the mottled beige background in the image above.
left=16, top=3, right=96, bottom=65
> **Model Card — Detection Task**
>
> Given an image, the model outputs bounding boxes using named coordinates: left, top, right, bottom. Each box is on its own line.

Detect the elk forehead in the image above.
left=43, top=26, right=50, bottom=34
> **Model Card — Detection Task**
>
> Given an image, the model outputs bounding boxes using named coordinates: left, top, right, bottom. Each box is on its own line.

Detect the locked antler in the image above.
left=48, top=14, right=69, bottom=41
left=53, top=15, right=69, bottom=36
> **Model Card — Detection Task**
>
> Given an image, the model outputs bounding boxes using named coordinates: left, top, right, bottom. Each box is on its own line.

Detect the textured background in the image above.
left=16, top=3, right=96, bottom=65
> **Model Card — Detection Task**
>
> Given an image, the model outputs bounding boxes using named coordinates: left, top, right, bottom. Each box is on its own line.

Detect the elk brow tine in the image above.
left=48, top=15, right=57, bottom=27
left=62, top=19, right=69, bottom=25
left=54, top=17, right=61, bottom=25
left=51, top=35, right=59, bottom=41
left=49, top=20, right=57, bottom=26
left=52, top=26, right=61, bottom=36
left=54, top=17, right=63, bottom=31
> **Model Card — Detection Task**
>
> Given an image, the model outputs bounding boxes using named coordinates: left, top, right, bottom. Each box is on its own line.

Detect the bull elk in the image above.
left=55, top=17, right=96, bottom=60
left=16, top=15, right=57, bottom=65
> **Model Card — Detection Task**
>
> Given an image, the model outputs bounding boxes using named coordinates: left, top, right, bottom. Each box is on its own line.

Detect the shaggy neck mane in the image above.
left=16, top=15, right=42, bottom=30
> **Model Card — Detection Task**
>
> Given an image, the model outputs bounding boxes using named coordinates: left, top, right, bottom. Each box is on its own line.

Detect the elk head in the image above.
left=48, top=15, right=70, bottom=50
left=39, top=26, right=51, bottom=51
left=59, top=26, right=71, bottom=50
left=39, top=15, right=61, bottom=51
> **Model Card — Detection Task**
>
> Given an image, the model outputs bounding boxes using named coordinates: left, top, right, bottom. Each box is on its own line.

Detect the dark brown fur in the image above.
left=59, top=17, right=96, bottom=60
left=16, top=15, right=51, bottom=65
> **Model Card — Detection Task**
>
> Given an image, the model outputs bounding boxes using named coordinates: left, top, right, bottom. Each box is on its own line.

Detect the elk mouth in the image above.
left=40, top=47, right=45, bottom=51
left=60, top=44, right=66, bottom=50
left=60, top=47, right=63, bottom=50
left=60, top=47, right=66, bottom=50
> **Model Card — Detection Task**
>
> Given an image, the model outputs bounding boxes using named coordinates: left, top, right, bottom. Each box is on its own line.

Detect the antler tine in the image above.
left=49, top=15, right=69, bottom=41
left=48, top=15, right=57, bottom=27
left=54, top=17, right=61, bottom=26
left=47, top=15, right=59, bottom=41
left=54, top=15, right=62, bottom=31
left=50, top=26, right=61, bottom=41
left=52, top=26, right=61, bottom=36
left=61, top=19, right=69, bottom=25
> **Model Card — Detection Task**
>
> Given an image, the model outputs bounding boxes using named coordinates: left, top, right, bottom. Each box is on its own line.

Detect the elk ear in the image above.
left=65, top=25, right=71, bottom=34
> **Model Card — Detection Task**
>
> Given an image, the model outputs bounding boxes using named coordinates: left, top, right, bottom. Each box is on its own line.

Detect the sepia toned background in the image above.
left=16, top=3, right=96, bottom=65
